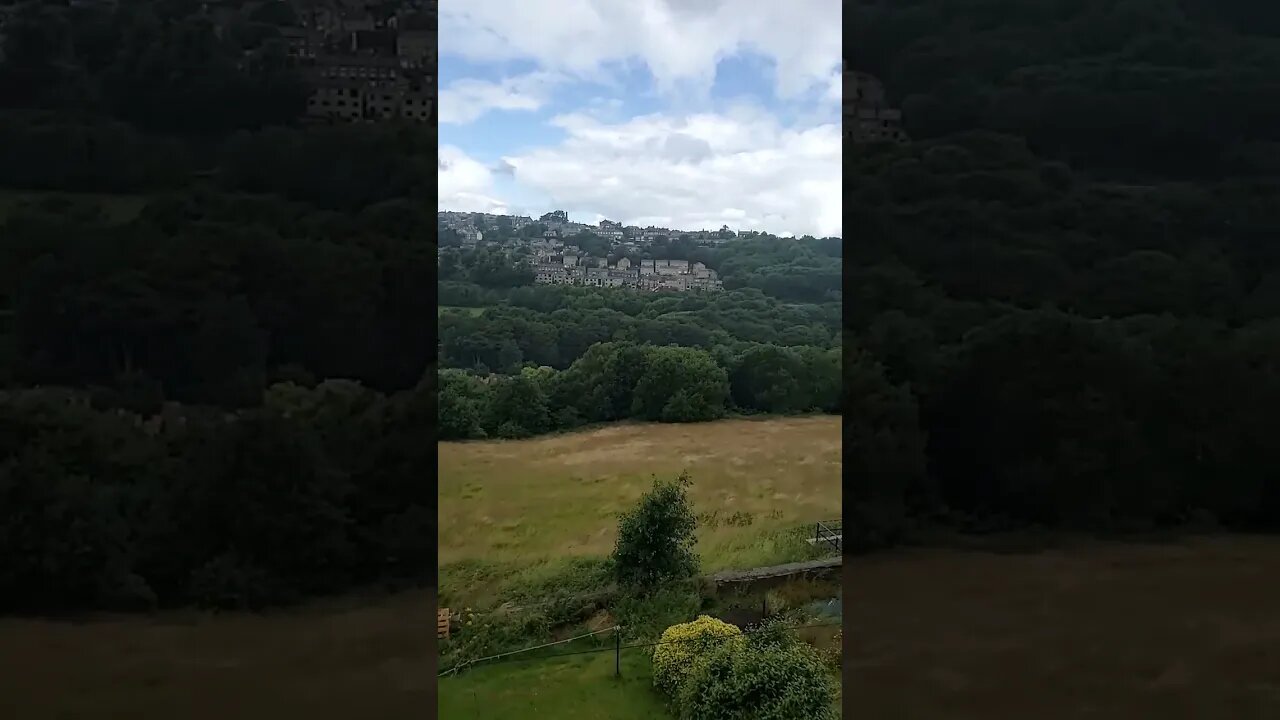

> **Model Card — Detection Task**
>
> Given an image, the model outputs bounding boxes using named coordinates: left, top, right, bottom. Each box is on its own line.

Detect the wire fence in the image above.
left=439, top=620, right=842, bottom=678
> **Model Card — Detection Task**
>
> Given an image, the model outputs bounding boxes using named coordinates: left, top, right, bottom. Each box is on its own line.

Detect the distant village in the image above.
left=194, top=0, right=439, bottom=124
left=436, top=210, right=764, bottom=293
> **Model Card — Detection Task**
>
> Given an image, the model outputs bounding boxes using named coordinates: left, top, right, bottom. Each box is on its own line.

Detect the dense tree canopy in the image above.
left=846, top=0, right=1280, bottom=544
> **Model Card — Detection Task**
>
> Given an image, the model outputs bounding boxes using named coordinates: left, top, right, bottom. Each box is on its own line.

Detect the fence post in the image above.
left=615, top=627, right=621, bottom=677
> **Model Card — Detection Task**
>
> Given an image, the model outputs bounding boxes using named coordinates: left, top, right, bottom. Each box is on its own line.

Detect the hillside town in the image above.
left=439, top=210, right=744, bottom=292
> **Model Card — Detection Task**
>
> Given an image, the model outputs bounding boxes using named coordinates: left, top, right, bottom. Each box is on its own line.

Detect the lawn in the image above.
left=0, top=590, right=434, bottom=719
left=438, top=416, right=841, bottom=603
left=439, top=646, right=669, bottom=719
left=849, top=536, right=1280, bottom=719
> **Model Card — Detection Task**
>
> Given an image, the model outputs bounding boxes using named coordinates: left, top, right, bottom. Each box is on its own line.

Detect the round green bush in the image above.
left=651, top=615, right=744, bottom=700
left=676, top=629, right=838, bottom=720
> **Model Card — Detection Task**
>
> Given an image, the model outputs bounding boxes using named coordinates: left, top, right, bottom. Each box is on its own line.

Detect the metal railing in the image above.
left=814, top=519, right=842, bottom=551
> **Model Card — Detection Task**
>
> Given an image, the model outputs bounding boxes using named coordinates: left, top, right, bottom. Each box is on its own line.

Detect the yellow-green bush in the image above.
left=676, top=630, right=838, bottom=720
left=651, top=615, right=744, bottom=699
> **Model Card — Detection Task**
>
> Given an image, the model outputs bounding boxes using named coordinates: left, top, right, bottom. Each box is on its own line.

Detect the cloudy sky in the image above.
left=437, top=0, right=842, bottom=238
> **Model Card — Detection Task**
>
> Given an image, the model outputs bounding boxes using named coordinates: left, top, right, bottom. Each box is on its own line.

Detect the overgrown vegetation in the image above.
left=612, top=473, right=700, bottom=589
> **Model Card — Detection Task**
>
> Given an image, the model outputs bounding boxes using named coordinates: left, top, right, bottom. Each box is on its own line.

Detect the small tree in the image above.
left=612, top=472, right=699, bottom=588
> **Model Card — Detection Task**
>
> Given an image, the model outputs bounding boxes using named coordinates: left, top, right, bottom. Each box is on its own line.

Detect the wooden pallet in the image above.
left=438, top=608, right=450, bottom=639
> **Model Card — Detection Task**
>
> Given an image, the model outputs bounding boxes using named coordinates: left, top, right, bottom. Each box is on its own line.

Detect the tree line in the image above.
left=1, top=190, right=435, bottom=408
left=438, top=341, right=841, bottom=440
left=438, top=286, right=840, bottom=374
left=0, top=378, right=434, bottom=613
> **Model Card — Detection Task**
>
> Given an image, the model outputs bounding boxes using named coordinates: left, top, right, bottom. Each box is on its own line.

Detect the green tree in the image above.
left=484, top=372, right=550, bottom=438
left=631, top=346, right=730, bottom=422
left=729, top=344, right=808, bottom=413
left=612, top=473, right=699, bottom=588
left=436, top=370, right=489, bottom=440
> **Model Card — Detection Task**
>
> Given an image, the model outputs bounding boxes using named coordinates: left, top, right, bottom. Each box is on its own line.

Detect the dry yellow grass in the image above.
left=438, top=416, right=841, bottom=573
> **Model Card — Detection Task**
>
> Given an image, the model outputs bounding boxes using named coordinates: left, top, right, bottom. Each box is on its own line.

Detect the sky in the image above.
left=437, top=0, right=842, bottom=238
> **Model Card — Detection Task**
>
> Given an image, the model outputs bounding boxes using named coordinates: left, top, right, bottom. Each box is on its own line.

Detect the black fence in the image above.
left=814, top=519, right=842, bottom=551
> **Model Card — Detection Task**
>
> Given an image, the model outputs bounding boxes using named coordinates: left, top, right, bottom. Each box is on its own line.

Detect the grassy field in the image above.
left=850, top=536, right=1280, bottom=719
left=0, top=590, right=434, bottom=719
left=438, top=416, right=841, bottom=603
left=438, top=416, right=842, bottom=716
left=440, top=646, right=668, bottom=719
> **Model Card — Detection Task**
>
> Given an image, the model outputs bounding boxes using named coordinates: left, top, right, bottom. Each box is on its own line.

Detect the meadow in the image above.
left=437, top=416, right=842, bottom=606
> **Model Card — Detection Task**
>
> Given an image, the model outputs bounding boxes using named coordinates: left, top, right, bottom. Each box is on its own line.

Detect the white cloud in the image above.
left=438, top=71, right=564, bottom=124
left=496, top=109, right=841, bottom=237
left=438, top=0, right=842, bottom=237
left=439, top=0, right=841, bottom=101
left=438, top=145, right=510, bottom=214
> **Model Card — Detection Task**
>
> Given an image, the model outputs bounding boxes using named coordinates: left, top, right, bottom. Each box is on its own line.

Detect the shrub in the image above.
left=652, top=615, right=744, bottom=700
left=612, top=472, right=699, bottom=588
left=615, top=585, right=705, bottom=642
left=676, top=621, right=838, bottom=720
left=439, top=608, right=553, bottom=673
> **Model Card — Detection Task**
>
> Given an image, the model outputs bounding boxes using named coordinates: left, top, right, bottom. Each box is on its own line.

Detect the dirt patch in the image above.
left=584, top=610, right=615, bottom=633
